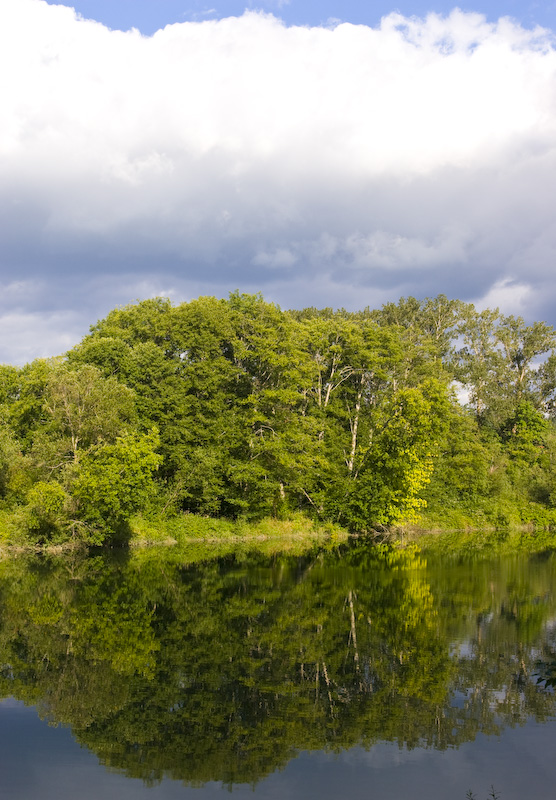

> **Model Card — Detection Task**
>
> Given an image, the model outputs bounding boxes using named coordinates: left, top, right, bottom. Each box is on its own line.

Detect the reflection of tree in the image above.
left=1, top=544, right=556, bottom=786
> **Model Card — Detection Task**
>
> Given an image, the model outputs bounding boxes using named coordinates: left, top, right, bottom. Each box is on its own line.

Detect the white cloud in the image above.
left=0, top=310, right=86, bottom=365
left=474, top=278, right=535, bottom=317
left=1, top=1, right=556, bottom=361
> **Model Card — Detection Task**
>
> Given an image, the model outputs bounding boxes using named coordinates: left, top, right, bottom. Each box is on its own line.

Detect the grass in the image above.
left=129, top=511, right=349, bottom=547
left=125, top=512, right=349, bottom=566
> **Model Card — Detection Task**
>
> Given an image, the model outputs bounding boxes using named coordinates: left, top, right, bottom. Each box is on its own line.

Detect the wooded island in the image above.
left=2, top=292, right=556, bottom=546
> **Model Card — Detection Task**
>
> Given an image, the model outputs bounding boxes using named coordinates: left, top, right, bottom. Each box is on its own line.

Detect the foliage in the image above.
left=22, top=480, right=71, bottom=542
left=2, top=292, right=556, bottom=546
left=0, top=423, right=31, bottom=505
left=72, top=431, right=162, bottom=543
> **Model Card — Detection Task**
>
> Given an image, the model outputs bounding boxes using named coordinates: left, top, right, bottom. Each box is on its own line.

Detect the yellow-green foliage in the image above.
left=130, top=511, right=348, bottom=549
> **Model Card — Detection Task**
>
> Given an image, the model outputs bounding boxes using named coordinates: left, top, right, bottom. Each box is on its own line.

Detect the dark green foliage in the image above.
left=2, top=292, right=556, bottom=545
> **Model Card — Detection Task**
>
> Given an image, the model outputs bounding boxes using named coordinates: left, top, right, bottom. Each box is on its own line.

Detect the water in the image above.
left=1, top=538, right=556, bottom=799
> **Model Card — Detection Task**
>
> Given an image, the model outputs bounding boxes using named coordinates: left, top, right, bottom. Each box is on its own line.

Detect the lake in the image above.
left=1, top=536, right=556, bottom=799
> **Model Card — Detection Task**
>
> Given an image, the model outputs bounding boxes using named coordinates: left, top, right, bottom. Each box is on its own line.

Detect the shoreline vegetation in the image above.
left=3, top=292, right=556, bottom=551
left=0, top=517, right=348, bottom=558
left=4, top=518, right=556, bottom=560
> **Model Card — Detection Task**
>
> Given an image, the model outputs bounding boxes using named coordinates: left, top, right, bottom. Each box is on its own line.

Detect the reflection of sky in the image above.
left=450, top=640, right=475, bottom=659
left=2, top=698, right=556, bottom=800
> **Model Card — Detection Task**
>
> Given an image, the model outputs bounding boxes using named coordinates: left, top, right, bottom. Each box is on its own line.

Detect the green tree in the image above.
left=455, top=306, right=506, bottom=423
left=72, top=431, right=162, bottom=542
left=329, top=380, right=450, bottom=529
left=496, top=315, right=555, bottom=404
left=39, top=363, right=137, bottom=465
left=0, top=423, right=30, bottom=506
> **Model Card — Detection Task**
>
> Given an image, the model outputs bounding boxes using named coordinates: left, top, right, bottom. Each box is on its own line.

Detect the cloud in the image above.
left=474, top=278, right=535, bottom=317
left=0, top=309, right=85, bottom=365
left=1, top=1, right=556, bottom=362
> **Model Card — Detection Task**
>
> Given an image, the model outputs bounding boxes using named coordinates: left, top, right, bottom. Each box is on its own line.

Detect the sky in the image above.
left=1, top=0, right=556, bottom=364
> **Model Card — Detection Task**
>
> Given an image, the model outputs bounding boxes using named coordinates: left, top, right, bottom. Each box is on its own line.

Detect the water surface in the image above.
left=1, top=538, right=556, bottom=798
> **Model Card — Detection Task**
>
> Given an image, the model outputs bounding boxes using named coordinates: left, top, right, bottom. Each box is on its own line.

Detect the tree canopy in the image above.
left=2, top=292, right=556, bottom=545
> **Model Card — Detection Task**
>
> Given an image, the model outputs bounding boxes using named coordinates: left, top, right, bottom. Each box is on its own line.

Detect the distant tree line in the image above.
left=2, top=292, right=556, bottom=545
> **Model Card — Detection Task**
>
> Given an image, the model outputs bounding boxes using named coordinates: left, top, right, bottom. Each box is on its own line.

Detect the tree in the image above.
left=40, top=363, right=137, bottom=464
left=456, top=309, right=556, bottom=426
left=0, top=360, right=158, bottom=543
left=0, top=423, right=30, bottom=506
left=72, top=431, right=161, bottom=542
left=328, top=380, right=450, bottom=530
left=496, top=315, right=555, bottom=405
left=455, top=306, right=505, bottom=423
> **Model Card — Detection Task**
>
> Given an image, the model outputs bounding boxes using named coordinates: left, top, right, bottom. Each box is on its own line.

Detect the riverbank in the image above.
left=3, top=504, right=556, bottom=558
left=0, top=511, right=350, bottom=555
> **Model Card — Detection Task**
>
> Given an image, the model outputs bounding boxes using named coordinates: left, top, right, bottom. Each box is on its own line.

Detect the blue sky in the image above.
left=44, top=1, right=556, bottom=34
left=2, top=0, right=556, bottom=363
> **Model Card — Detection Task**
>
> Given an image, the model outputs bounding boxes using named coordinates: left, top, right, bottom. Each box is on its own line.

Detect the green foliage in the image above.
left=45, top=363, right=136, bottom=449
left=328, top=382, right=448, bottom=530
left=0, top=423, right=31, bottom=505
left=20, top=480, right=71, bottom=544
left=72, top=432, right=162, bottom=542
left=0, top=359, right=158, bottom=545
left=2, top=292, right=556, bottom=546
left=502, top=400, right=548, bottom=461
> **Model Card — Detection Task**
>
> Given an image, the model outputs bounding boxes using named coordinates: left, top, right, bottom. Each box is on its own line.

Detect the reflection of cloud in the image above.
left=2, top=1, right=556, bottom=361
left=1, top=700, right=555, bottom=799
